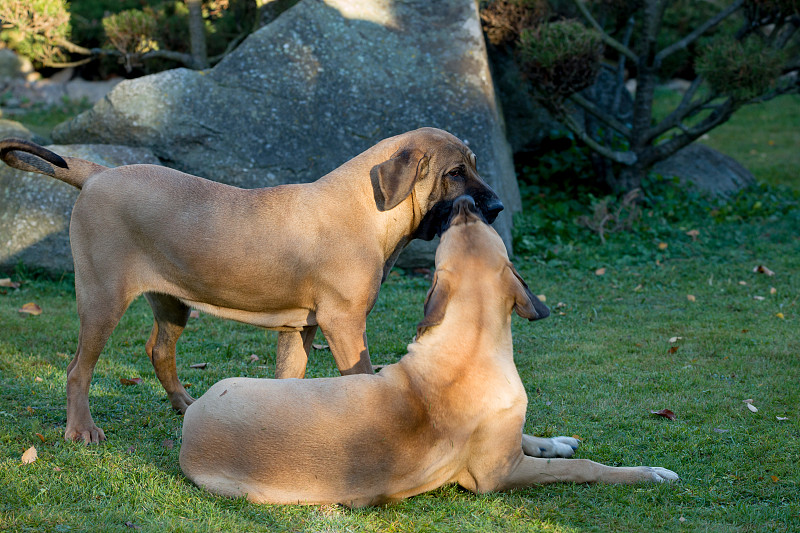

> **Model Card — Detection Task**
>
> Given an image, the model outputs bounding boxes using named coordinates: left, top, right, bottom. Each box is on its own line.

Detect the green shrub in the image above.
left=0, top=0, right=71, bottom=66
left=517, top=19, right=603, bottom=100
left=102, top=9, right=160, bottom=56
left=696, top=37, right=786, bottom=100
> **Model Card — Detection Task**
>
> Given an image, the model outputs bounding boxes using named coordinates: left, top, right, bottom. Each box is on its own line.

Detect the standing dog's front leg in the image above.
left=495, top=454, right=679, bottom=490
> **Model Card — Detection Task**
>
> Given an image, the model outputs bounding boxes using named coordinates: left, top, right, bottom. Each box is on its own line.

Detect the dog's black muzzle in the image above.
left=415, top=189, right=504, bottom=241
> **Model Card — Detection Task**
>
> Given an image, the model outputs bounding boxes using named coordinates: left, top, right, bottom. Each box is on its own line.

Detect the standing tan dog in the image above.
left=0, top=128, right=503, bottom=444
left=179, top=196, right=679, bottom=507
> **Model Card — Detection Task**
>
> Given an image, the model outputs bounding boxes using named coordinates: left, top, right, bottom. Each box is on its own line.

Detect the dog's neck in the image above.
left=406, top=293, right=517, bottom=375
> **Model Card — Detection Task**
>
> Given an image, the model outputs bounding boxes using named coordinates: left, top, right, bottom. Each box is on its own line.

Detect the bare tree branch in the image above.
left=646, top=79, right=715, bottom=142
left=570, top=0, right=638, bottom=62
left=655, top=0, right=745, bottom=66
left=645, top=98, right=738, bottom=165
left=568, top=92, right=632, bottom=139
left=557, top=109, right=637, bottom=165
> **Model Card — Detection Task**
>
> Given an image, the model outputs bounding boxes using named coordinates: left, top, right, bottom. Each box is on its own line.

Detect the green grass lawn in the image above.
left=1, top=95, right=799, bottom=531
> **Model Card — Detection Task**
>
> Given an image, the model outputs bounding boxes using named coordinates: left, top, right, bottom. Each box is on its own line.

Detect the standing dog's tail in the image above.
left=0, top=138, right=109, bottom=190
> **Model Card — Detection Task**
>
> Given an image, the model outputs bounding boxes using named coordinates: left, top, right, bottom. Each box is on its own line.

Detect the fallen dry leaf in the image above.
left=18, top=302, right=43, bottom=316
left=35, top=433, right=45, bottom=443
left=120, top=377, right=143, bottom=386
left=746, top=403, right=758, bottom=413
left=776, top=416, right=788, bottom=421
left=249, top=354, right=259, bottom=363
left=668, top=336, right=683, bottom=343
left=650, top=409, right=676, bottom=421
left=21, top=446, right=37, bottom=464
left=0, top=278, right=21, bottom=289
left=770, top=287, right=777, bottom=295
left=776, top=313, right=785, bottom=319
left=770, top=475, right=780, bottom=483
left=687, top=294, right=696, bottom=302
left=26, top=406, right=35, bottom=414
left=658, top=242, right=668, bottom=250
left=753, top=265, right=775, bottom=276
left=753, top=295, right=765, bottom=301
left=685, top=229, right=700, bottom=241
left=668, top=346, right=679, bottom=354
left=312, top=343, right=329, bottom=350
left=34, top=376, right=43, bottom=382
left=633, top=284, right=643, bottom=291
left=189, top=363, right=208, bottom=369
left=739, top=281, right=748, bottom=286
left=595, top=267, right=606, bottom=276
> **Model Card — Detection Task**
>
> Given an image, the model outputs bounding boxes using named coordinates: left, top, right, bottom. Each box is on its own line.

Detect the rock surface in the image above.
left=653, top=143, right=755, bottom=198
left=52, top=0, right=520, bottom=257
left=0, top=144, right=161, bottom=272
left=0, top=119, right=47, bottom=144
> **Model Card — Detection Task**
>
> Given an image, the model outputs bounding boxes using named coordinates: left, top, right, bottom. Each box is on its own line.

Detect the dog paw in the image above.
left=65, top=424, right=106, bottom=445
left=646, top=467, right=679, bottom=483
left=522, top=435, right=580, bottom=458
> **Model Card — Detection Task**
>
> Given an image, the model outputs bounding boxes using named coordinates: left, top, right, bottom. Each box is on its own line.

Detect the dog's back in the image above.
left=180, top=365, right=478, bottom=506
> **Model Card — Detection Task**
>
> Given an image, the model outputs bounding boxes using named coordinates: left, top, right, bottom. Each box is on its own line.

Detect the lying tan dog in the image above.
left=0, top=128, right=503, bottom=444
left=179, top=196, right=678, bottom=507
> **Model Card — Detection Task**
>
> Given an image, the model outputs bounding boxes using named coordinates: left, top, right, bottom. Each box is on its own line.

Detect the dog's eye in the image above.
left=447, top=167, right=464, bottom=179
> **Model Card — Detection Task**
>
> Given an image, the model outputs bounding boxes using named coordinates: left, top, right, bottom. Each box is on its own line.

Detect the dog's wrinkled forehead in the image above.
left=406, top=128, right=476, bottom=168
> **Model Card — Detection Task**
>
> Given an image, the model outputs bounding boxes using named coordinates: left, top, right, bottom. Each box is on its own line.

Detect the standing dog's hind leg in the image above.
left=66, top=290, right=132, bottom=444
left=145, top=293, right=193, bottom=413
left=275, top=325, right=317, bottom=378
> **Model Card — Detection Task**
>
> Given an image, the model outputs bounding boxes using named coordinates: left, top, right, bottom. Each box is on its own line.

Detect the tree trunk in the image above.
left=186, top=0, right=207, bottom=69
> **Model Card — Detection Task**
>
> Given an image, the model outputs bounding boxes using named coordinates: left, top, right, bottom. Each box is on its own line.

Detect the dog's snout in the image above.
left=454, top=195, right=476, bottom=213
left=484, top=198, right=504, bottom=223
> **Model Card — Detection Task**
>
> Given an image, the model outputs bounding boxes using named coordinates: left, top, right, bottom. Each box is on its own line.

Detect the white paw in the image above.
left=646, top=467, right=680, bottom=483
left=523, top=435, right=580, bottom=458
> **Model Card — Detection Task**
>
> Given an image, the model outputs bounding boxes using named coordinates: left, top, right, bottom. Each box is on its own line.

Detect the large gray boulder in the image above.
left=0, top=145, right=161, bottom=272
left=653, top=143, right=755, bottom=198
left=52, top=0, right=520, bottom=260
left=0, top=119, right=47, bottom=144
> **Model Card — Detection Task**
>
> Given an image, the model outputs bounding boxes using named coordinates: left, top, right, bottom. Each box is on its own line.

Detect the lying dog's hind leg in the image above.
left=274, top=325, right=317, bottom=378
left=144, top=293, right=193, bottom=413
left=522, top=434, right=580, bottom=458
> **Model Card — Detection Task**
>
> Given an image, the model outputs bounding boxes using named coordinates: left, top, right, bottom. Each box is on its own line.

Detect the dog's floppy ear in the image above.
left=371, top=148, right=429, bottom=211
left=416, top=271, right=451, bottom=337
left=508, top=265, right=550, bottom=321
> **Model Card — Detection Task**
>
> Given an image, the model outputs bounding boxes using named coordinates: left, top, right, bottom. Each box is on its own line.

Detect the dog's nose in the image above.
left=453, top=195, right=476, bottom=213
left=484, top=198, right=504, bottom=223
